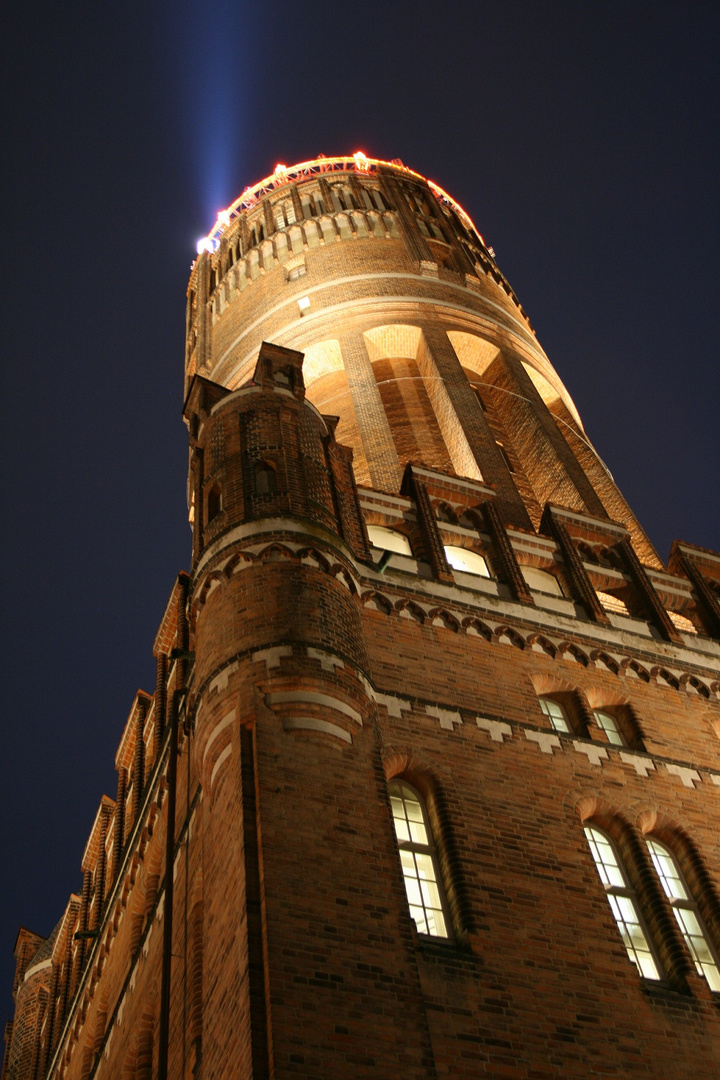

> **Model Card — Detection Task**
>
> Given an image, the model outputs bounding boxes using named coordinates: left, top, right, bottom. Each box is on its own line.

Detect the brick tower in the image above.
left=4, top=155, right=720, bottom=1080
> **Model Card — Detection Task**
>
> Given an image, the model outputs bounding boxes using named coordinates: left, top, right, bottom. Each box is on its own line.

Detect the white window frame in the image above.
left=388, top=780, right=450, bottom=939
left=646, top=838, right=720, bottom=992
left=539, top=696, right=571, bottom=734
left=593, top=709, right=626, bottom=746
left=584, top=825, right=661, bottom=980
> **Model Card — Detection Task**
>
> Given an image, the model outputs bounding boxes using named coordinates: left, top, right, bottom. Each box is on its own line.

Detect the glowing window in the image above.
left=539, top=697, right=571, bottom=734
left=584, top=826, right=660, bottom=980
left=646, top=839, right=720, bottom=991
left=593, top=710, right=625, bottom=746
left=366, top=526, right=412, bottom=556
left=444, top=545, right=489, bottom=578
left=388, top=781, right=449, bottom=938
left=521, top=566, right=564, bottom=597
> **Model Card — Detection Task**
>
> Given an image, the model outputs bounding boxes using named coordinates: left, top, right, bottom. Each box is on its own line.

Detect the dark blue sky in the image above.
left=1, top=1, right=718, bottom=1013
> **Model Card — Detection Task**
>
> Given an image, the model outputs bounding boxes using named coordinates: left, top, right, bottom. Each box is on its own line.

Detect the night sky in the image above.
left=2, top=1, right=718, bottom=1014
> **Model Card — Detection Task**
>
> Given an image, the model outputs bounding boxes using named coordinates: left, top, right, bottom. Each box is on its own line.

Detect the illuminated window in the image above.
left=646, top=839, right=720, bottom=991
left=444, top=545, right=490, bottom=578
left=539, top=697, right=571, bottom=734
left=366, top=525, right=412, bottom=556
left=388, top=781, right=449, bottom=938
left=584, top=826, right=660, bottom=980
left=593, top=709, right=625, bottom=746
left=521, top=566, right=564, bottom=597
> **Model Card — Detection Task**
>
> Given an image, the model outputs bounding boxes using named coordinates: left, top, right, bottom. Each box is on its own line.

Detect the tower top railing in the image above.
left=196, top=153, right=485, bottom=254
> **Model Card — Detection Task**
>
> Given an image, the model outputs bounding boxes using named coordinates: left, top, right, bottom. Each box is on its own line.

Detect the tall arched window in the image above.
left=388, top=780, right=449, bottom=938
left=584, top=825, right=660, bottom=980
left=646, top=838, right=720, bottom=991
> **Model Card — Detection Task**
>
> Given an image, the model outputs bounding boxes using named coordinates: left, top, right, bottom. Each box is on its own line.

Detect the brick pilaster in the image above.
left=542, top=509, right=612, bottom=625
left=676, top=555, right=720, bottom=639
left=612, top=540, right=683, bottom=644
left=419, top=328, right=533, bottom=529
left=402, top=467, right=454, bottom=584
left=338, top=333, right=402, bottom=492
left=481, top=500, right=534, bottom=604
left=491, top=351, right=608, bottom=519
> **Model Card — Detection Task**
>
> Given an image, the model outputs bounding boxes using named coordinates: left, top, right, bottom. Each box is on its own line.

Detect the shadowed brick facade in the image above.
left=4, top=155, right=720, bottom=1079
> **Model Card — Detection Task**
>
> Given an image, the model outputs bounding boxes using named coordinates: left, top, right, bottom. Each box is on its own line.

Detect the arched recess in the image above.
left=301, top=339, right=371, bottom=484
left=449, top=331, right=542, bottom=523
left=364, top=325, right=455, bottom=474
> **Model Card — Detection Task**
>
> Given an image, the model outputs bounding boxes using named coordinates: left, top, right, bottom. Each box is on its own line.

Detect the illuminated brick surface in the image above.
left=3, top=157, right=720, bottom=1080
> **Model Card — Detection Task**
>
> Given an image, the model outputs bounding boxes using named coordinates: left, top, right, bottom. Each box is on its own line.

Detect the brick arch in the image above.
left=530, top=672, right=575, bottom=697
left=557, top=641, right=589, bottom=667
left=620, top=658, right=651, bottom=683
left=361, top=590, right=393, bottom=614
left=222, top=551, right=253, bottom=577
left=332, top=565, right=358, bottom=594
left=434, top=501, right=458, bottom=524
left=298, top=547, right=331, bottom=573
left=494, top=625, right=524, bottom=649
left=526, top=633, right=557, bottom=658
left=429, top=608, right=460, bottom=632
left=395, top=599, right=426, bottom=624
left=462, top=617, right=492, bottom=641
left=651, top=667, right=680, bottom=690
left=195, top=570, right=225, bottom=612
left=590, top=650, right=621, bottom=674
left=583, top=685, right=630, bottom=710
left=680, top=673, right=710, bottom=699
left=256, top=542, right=296, bottom=563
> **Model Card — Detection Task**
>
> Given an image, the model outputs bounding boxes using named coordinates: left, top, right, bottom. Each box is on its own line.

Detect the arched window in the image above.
left=521, top=566, right=564, bottom=597
left=388, top=780, right=449, bottom=938
left=539, top=696, right=571, bottom=734
left=366, top=525, right=412, bottom=556
left=593, top=709, right=625, bottom=746
left=646, top=839, right=720, bottom=991
left=444, top=545, right=490, bottom=578
left=584, top=825, right=660, bottom=980
left=254, top=460, right=277, bottom=496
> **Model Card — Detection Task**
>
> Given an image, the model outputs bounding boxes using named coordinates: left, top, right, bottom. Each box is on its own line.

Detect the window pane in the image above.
left=389, top=782, right=449, bottom=939
left=539, top=697, right=570, bottom=734
left=367, top=525, right=413, bottom=556
left=594, top=710, right=625, bottom=746
left=647, top=840, right=687, bottom=900
left=444, top=545, right=490, bottom=578
left=646, top=839, right=720, bottom=989
left=584, top=826, right=661, bottom=980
